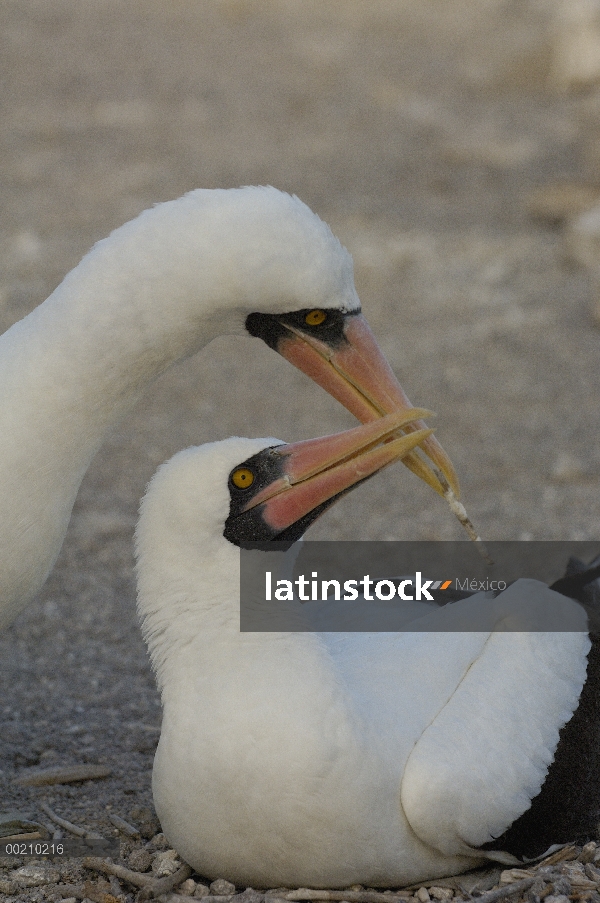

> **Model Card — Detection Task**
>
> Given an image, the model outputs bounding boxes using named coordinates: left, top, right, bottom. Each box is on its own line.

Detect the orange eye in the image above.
left=305, top=309, right=327, bottom=327
left=231, top=467, right=254, bottom=489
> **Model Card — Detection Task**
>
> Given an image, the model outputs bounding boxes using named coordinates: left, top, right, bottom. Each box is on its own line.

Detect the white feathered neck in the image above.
left=135, top=437, right=282, bottom=691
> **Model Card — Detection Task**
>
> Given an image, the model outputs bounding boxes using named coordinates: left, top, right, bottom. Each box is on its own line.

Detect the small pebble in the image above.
left=416, top=888, right=430, bottom=903
left=152, top=848, right=181, bottom=876
left=537, top=867, right=555, bottom=878
left=587, top=862, right=600, bottom=881
left=580, top=841, right=597, bottom=863
left=500, top=869, right=535, bottom=885
left=429, top=888, right=453, bottom=901
left=0, top=879, right=16, bottom=895
left=553, top=876, right=573, bottom=895
left=180, top=878, right=197, bottom=895
left=145, top=831, right=170, bottom=851
left=13, top=863, right=60, bottom=887
left=128, top=848, right=152, bottom=872
left=195, top=883, right=211, bottom=898
left=236, top=889, right=264, bottom=903
left=563, top=860, right=586, bottom=874
left=211, top=879, right=237, bottom=896
left=529, top=878, right=549, bottom=896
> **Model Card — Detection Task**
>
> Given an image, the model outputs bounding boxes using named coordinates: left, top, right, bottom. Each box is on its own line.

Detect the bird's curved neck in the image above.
left=1, top=208, right=250, bottom=472
left=0, top=231, right=232, bottom=624
left=136, top=541, right=313, bottom=698
left=8, top=251, right=223, bottom=424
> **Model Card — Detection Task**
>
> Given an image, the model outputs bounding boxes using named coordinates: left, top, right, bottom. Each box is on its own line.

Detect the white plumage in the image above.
left=3, top=186, right=455, bottom=630
left=135, top=436, right=589, bottom=888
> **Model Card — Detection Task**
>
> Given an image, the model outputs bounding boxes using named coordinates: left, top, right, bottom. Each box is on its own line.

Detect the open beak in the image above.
left=277, top=313, right=459, bottom=499
left=244, top=409, right=434, bottom=534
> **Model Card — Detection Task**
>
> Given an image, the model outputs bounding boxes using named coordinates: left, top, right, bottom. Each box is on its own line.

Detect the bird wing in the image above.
left=400, top=579, right=590, bottom=859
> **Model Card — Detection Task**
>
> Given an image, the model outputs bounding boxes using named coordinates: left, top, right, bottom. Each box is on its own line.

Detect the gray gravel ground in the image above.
left=3, top=1, right=600, bottom=899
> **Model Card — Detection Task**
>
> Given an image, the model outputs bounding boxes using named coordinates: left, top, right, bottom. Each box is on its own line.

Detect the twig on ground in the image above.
left=1, top=831, right=44, bottom=842
left=83, top=855, right=192, bottom=899
left=472, top=877, right=536, bottom=903
left=137, top=863, right=193, bottom=900
left=108, top=812, right=141, bottom=838
left=37, top=816, right=63, bottom=839
left=83, top=856, right=153, bottom=888
left=16, top=763, right=112, bottom=786
left=534, top=845, right=579, bottom=869
left=40, top=802, right=103, bottom=840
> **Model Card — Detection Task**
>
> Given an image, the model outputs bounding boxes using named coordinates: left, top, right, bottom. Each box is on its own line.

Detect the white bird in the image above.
left=135, top=414, right=597, bottom=888
left=0, top=186, right=458, bottom=630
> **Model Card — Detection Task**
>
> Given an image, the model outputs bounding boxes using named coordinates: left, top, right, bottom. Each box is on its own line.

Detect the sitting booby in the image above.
left=135, top=413, right=597, bottom=888
left=0, top=186, right=458, bottom=630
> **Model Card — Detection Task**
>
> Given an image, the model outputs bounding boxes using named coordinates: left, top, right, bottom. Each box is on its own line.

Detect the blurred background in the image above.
left=3, top=0, right=600, bottom=842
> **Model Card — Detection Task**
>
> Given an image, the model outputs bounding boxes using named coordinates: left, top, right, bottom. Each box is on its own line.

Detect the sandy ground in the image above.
left=3, top=0, right=600, bottom=897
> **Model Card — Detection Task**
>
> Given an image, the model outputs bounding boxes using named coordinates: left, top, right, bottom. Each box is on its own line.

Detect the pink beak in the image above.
left=277, top=313, right=459, bottom=499
left=243, top=409, right=434, bottom=533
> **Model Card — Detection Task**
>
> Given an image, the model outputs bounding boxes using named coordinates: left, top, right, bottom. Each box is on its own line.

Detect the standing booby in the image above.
left=135, top=414, right=595, bottom=888
left=0, top=186, right=458, bottom=630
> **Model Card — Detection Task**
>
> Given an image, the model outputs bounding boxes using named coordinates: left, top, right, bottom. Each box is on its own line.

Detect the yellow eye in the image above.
left=305, top=309, right=327, bottom=327
left=231, top=467, right=254, bottom=489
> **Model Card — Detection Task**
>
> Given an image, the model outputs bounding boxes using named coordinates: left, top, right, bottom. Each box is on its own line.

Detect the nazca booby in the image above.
left=0, top=186, right=458, bottom=630
left=136, top=414, right=596, bottom=888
